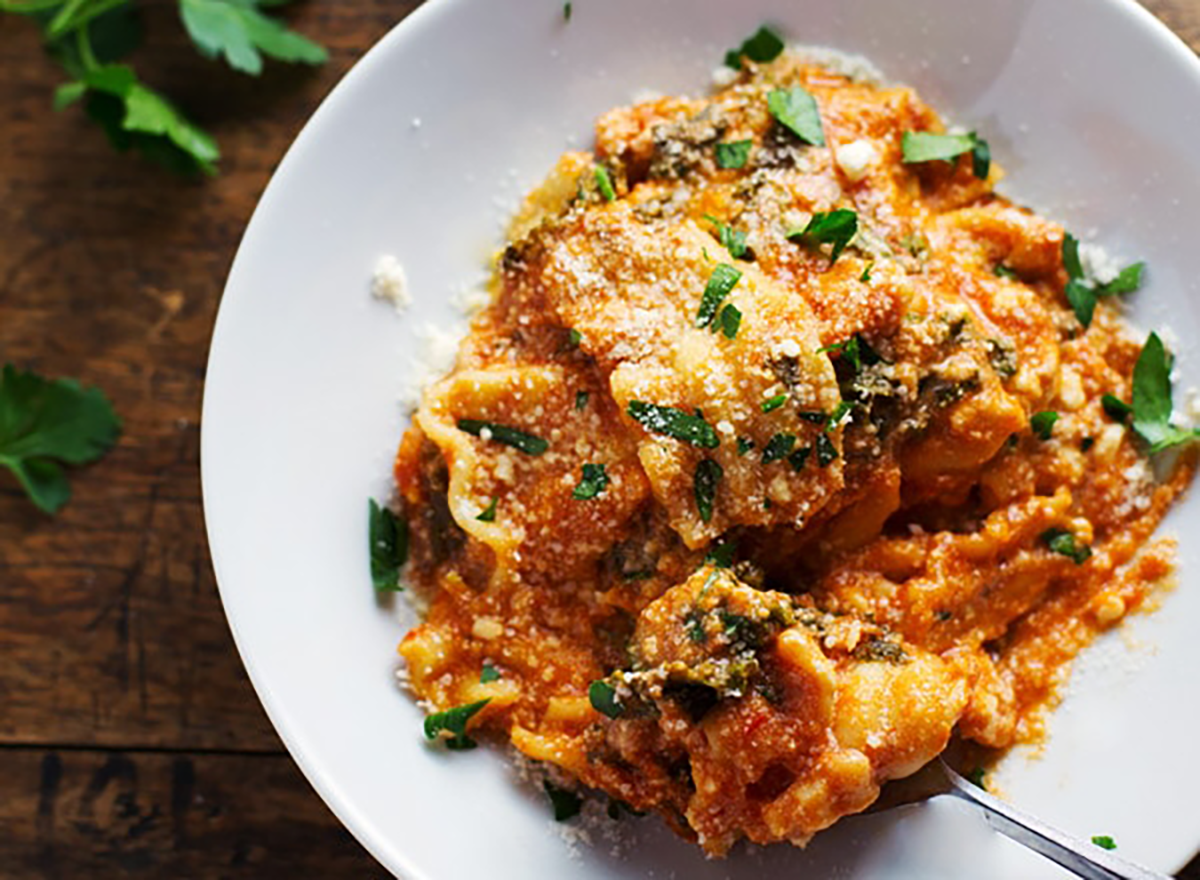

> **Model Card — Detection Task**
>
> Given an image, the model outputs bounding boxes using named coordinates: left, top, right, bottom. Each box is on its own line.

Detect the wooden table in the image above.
left=1, top=1, right=1197, bottom=876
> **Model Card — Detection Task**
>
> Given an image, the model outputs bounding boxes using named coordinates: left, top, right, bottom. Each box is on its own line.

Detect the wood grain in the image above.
left=0, top=0, right=1197, bottom=876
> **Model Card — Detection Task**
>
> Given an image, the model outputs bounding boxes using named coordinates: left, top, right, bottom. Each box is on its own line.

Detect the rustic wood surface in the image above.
left=0, top=1, right=1196, bottom=876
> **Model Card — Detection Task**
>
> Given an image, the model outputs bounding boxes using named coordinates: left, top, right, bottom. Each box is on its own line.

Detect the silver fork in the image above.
left=934, top=758, right=1172, bottom=880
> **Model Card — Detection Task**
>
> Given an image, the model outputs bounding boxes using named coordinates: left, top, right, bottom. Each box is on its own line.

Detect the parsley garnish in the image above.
left=737, top=437, right=754, bottom=456
left=860, top=261, right=874, bottom=283
left=724, top=24, right=785, bottom=69
left=819, top=334, right=881, bottom=374
left=965, top=767, right=987, bottom=790
left=1097, top=263, right=1145, bottom=295
left=761, top=394, right=788, bottom=413
left=815, top=433, right=838, bottom=466
left=544, top=780, right=582, bottom=821
left=627, top=401, right=719, bottom=448
left=1042, top=528, right=1092, bottom=565
left=767, top=86, right=825, bottom=146
left=457, top=419, right=549, bottom=456
left=568, top=327, right=582, bottom=347
left=368, top=499, right=407, bottom=591
left=424, top=699, right=490, bottom=750
left=703, top=215, right=750, bottom=259
left=788, top=446, right=811, bottom=471
left=694, top=459, right=723, bottom=523
left=573, top=463, right=610, bottom=500
left=901, top=131, right=991, bottom=179
left=704, top=539, right=737, bottom=568
left=826, top=400, right=854, bottom=431
left=480, top=663, right=501, bottom=683
left=1091, top=835, right=1117, bottom=851
left=762, top=432, right=796, bottom=463
left=715, top=139, right=753, bottom=169
left=575, top=390, right=589, bottom=411
left=588, top=680, right=624, bottom=718
left=797, top=411, right=828, bottom=425
left=1030, top=411, right=1058, bottom=441
left=786, top=209, right=858, bottom=265
left=563, top=2, right=572, bottom=21
left=1102, top=394, right=1132, bottom=423
left=1131, top=331, right=1200, bottom=453
left=181, top=0, right=327, bottom=76
left=1060, top=233, right=1145, bottom=328
left=476, top=497, right=498, bottom=522
left=0, top=364, right=121, bottom=513
left=696, top=263, right=742, bottom=329
left=716, top=304, right=742, bottom=339
left=994, top=264, right=1018, bottom=279
left=594, top=165, right=616, bottom=201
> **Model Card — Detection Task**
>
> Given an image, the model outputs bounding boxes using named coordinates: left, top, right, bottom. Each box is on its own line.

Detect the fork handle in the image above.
left=940, top=764, right=1172, bottom=880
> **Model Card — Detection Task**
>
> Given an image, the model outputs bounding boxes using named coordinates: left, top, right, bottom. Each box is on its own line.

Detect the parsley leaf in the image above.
left=694, top=458, right=723, bottom=523
left=767, top=86, right=825, bottom=146
left=715, top=139, right=752, bottom=169
left=859, top=260, right=874, bottom=283
left=1030, top=411, right=1058, bottom=441
left=573, top=463, right=610, bottom=500
left=594, top=165, right=616, bottom=201
left=588, top=680, right=624, bottom=718
left=736, top=437, right=754, bottom=456
left=704, top=539, right=737, bottom=568
left=761, top=393, right=788, bottom=413
left=457, top=419, right=549, bottom=455
left=368, top=499, right=407, bottom=590
left=703, top=215, right=750, bottom=259
left=563, top=2, right=572, bottom=21
left=1062, top=233, right=1085, bottom=280
left=1097, top=262, right=1145, bottom=295
left=180, top=0, right=327, bottom=77
left=994, top=264, right=1018, bottom=280
left=575, top=390, right=589, bottom=411
left=627, top=401, right=719, bottom=448
left=716, top=303, right=742, bottom=339
left=786, top=209, right=858, bottom=265
left=761, top=432, right=796, bottom=463
left=901, top=131, right=990, bottom=179
left=696, top=263, right=742, bottom=328
left=1102, top=393, right=1132, bottom=423
left=0, top=364, right=121, bottom=514
left=815, top=433, right=838, bottom=466
left=424, top=699, right=490, bottom=750
left=724, top=25, right=785, bottom=69
left=819, top=334, right=881, bottom=374
left=476, top=497, right=498, bottom=522
left=787, top=446, right=811, bottom=471
left=544, top=780, right=582, bottom=821
left=966, top=767, right=987, bottom=790
left=1060, top=234, right=1145, bottom=327
left=1042, top=528, right=1092, bottom=565
left=1065, top=278, right=1098, bottom=328
left=1132, top=332, right=1200, bottom=453
left=480, top=663, right=501, bottom=684
left=1091, top=835, right=1117, bottom=851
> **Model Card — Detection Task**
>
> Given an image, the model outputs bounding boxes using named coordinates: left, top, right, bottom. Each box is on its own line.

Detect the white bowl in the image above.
left=202, top=0, right=1200, bottom=876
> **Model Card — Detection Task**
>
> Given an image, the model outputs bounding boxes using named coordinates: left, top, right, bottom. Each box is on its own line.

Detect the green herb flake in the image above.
left=1091, top=835, right=1117, bottom=851
left=1062, top=233, right=1085, bottom=280
left=1081, top=436, right=1095, bottom=452
left=588, top=680, right=624, bottom=718
left=544, top=780, right=583, bottom=821
left=724, top=25, right=785, bottom=69
left=901, top=131, right=990, bottom=179
left=1065, top=277, right=1098, bottom=328
left=786, top=209, right=858, bottom=265
left=1030, top=411, right=1059, bottom=441
left=766, top=86, right=825, bottom=146
left=826, top=400, right=854, bottom=432
left=694, top=458, right=724, bottom=523
left=594, top=165, right=616, bottom=201
left=424, top=699, right=490, bottom=750
left=1042, top=528, right=1092, bottom=565
left=815, top=433, right=839, bottom=467
left=627, top=401, right=720, bottom=448
left=369, top=499, right=408, bottom=591
left=457, top=419, right=549, bottom=456
left=994, top=264, right=1018, bottom=280
left=965, top=767, right=987, bottom=790
left=761, top=432, right=797, bottom=464
left=715, top=139, right=753, bottom=169
left=563, top=2, right=572, bottom=21
left=0, top=364, right=122, bottom=514
left=568, top=328, right=582, bottom=347
left=787, top=446, right=811, bottom=472
left=1102, top=393, right=1131, bottom=423
left=685, top=612, right=707, bottom=643
left=476, top=497, right=498, bottom=523
left=860, top=260, right=874, bottom=283
left=575, top=390, right=590, bottom=411
left=480, top=663, right=501, bottom=684
left=1097, top=262, right=1145, bottom=296
left=1059, top=234, right=1144, bottom=328
left=736, top=437, right=755, bottom=456
left=761, top=393, right=788, bottom=413
left=704, top=539, right=737, bottom=568
left=717, top=303, right=742, bottom=339
left=1131, top=332, right=1200, bottom=453
left=797, top=410, right=829, bottom=425
left=704, top=215, right=750, bottom=259
left=696, top=263, right=742, bottom=328
left=180, top=0, right=327, bottom=76
left=573, top=463, right=610, bottom=500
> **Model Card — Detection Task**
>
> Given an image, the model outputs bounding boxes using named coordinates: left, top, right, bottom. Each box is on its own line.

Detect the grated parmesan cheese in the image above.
left=371, top=254, right=411, bottom=311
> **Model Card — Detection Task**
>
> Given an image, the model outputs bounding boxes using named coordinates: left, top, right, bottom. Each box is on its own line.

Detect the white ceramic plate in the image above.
left=202, top=0, right=1200, bottom=876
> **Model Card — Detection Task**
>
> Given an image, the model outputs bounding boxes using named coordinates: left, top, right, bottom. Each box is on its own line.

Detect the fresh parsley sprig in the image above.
left=1131, top=332, right=1199, bottom=453
left=902, top=130, right=991, bottom=179
left=787, top=209, right=858, bottom=265
left=2, top=0, right=327, bottom=175
left=1060, top=233, right=1145, bottom=327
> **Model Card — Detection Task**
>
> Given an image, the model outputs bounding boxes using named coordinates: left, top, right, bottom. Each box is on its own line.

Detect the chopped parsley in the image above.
left=815, top=433, right=838, bottom=466
left=859, top=260, right=874, bottom=283
left=1091, top=835, right=1117, bottom=851
left=819, top=333, right=881, bottom=374
left=544, top=781, right=582, bottom=821
left=786, top=209, right=858, bottom=265
left=457, top=419, right=548, bottom=456
left=480, top=663, right=501, bottom=684
left=715, top=139, right=753, bottom=169
left=704, top=539, right=737, bottom=568
left=965, top=767, right=987, bottom=789
left=1030, top=411, right=1058, bottom=441
left=767, top=86, right=825, bottom=146
left=588, top=680, right=624, bottom=718
left=627, top=401, right=720, bottom=448
left=424, top=699, right=490, bottom=750
left=1042, top=528, right=1092, bottom=565
left=901, top=131, right=991, bottom=179
left=476, top=497, right=498, bottom=522
left=694, top=458, right=723, bottom=523
left=787, top=446, right=811, bottom=471
left=1132, top=331, right=1200, bottom=453
left=826, top=400, right=854, bottom=431
left=696, top=263, right=742, bottom=329
left=1102, top=393, right=1131, bottom=423
left=703, top=215, right=750, bottom=259
left=736, top=437, right=754, bottom=456
left=594, top=164, right=616, bottom=201
left=563, top=2, right=572, bottom=21
left=1060, top=233, right=1145, bottom=328
left=717, top=303, right=742, bottom=339
left=573, top=463, right=610, bottom=500
left=1098, top=263, right=1145, bottom=295
left=797, top=410, right=828, bottom=425
left=761, top=432, right=796, bottom=463
left=724, top=25, right=785, bottom=69
left=761, top=393, right=788, bottom=413
left=369, top=499, right=407, bottom=591
left=994, top=264, right=1019, bottom=280
left=575, top=390, right=590, bottom=411
left=568, top=327, right=582, bottom=347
